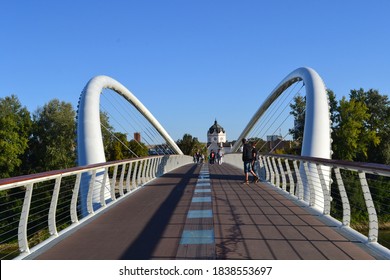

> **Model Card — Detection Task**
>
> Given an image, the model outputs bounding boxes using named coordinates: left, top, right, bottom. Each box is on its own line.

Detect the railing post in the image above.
left=143, top=158, right=150, bottom=183
left=18, top=183, right=33, bottom=254
left=137, top=160, right=144, bottom=186
left=125, top=162, right=133, bottom=192
left=48, top=177, right=62, bottom=237
left=132, top=161, right=139, bottom=189
left=151, top=157, right=157, bottom=179
left=87, top=170, right=97, bottom=214
left=267, top=157, right=274, bottom=185
left=358, top=171, right=378, bottom=242
left=100, top=167, right=109, bottom=207
left=303, top=162, right=316, bottom=206
left=263, top=156, right=271, bottom=182
left=285, top=159, right=295, bottom=195
left=293, top=160, right=304, bottom=200
left=258, top=156, right=265, bottom=181
left=277, top=158, right=286, bottom=191
left=119, top=163, right=126, bottom=197
left=148, top=158, right=154, bottom=181
left=316, top=164, right=331, bottom=215
left=271, top=158, right=280, bottom=188
left=334, top=167, right=350, bottom=226
left=111, top=165, right=118, bottom=201
left=70, top=173, right=82, bottom=223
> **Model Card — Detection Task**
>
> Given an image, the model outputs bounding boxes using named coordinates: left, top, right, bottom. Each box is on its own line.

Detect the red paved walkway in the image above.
left=34, top=163, right=378, bottom=260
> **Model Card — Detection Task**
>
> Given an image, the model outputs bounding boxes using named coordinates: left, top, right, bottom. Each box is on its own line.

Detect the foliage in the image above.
left=26, top=99, right=76, bottom=172
left=176, top=133, right=202, bottom=156
left=100, top=111, right=115, bottom=160
left=288, top=95, right=305, bottom=145
left=127, top=140, right=148, bottom=158
left=332, top=95, right=380, bottom=161
left=0, top=95, right=32, bottom=178
left=288, top=88, right=386, bottom=163
left=349, top=89, right=390, bottom=164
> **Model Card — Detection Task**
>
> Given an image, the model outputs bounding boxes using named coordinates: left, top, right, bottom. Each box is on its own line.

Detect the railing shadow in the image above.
left=119, top=164, right=198, bottom=259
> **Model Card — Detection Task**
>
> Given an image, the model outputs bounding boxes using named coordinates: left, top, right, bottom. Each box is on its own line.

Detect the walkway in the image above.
left=34, top=163, right=378, bottom=260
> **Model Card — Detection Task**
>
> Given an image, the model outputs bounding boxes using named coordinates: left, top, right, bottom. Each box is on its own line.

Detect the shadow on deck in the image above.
left=33, top=163, right=378, bottom=260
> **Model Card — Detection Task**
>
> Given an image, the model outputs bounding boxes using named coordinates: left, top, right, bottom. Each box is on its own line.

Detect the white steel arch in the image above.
left=232, top=67, right=331, bottom=211
left=77, top=75, right=183, bottom=167
left=232, top=67, right=331, bottom=159
left=76, top=76, right=183, bottom=216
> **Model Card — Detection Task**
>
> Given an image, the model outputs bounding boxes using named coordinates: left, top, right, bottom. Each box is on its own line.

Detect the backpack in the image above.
left=242, top=144, right=252, bottom=161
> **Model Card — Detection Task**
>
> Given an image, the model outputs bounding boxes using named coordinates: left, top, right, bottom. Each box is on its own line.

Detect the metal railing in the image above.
left=0, top=155, right=192, bottom=260
left=223, top=153, right=390, bottom=258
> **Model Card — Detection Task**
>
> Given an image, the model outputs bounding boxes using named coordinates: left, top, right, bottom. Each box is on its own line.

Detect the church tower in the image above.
left=207, top=119, right=226, bottom=147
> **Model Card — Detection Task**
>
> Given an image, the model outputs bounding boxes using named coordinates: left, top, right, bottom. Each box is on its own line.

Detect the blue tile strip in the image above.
left=195, top=189, right=211, bottom=193
left=192, top=196, right=211, bottom=203
left=180, top=230, right=214, bottom=244
left=196, top=182, right=210, bottom=187
left=187, top=209, right=213, bottom=218
left=178, top=164, right=215, bottom=255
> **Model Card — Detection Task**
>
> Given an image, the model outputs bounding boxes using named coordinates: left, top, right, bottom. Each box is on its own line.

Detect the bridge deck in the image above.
left=34, top=163, right=377, bottom=260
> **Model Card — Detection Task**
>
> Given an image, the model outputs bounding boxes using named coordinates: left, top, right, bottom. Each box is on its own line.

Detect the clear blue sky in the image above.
left=1, top=0, right=389, bottom=142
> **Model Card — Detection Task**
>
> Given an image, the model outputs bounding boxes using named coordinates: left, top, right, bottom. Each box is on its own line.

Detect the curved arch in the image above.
left=231, top=67, right=331, bottom=211
left=231, top=67, right=331, bottom=160
left=77, top=75, right=183, bottom=166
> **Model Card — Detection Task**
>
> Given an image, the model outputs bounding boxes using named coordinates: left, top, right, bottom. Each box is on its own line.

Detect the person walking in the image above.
left=217, top=149, right=223, bottom=165
left=241, top=138, right=259, bottom=184
left=209, top=150, right=216, bottom=164
left=251, top=142, right=259, bottom=182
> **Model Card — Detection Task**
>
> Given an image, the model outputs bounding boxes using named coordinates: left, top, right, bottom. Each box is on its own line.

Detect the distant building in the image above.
left=134, top=132, right=141, bottom=142
left=207, top=120, right=233, bottom=154
left=207, top=119, right=226, bottom=144
left=267, top=135, right=292, bottom=152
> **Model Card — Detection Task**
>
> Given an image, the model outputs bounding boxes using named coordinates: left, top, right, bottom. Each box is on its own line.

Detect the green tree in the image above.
left=349, top=88, right=390, bottom=164
left=289, top=95, right=306, bottom=142
left=176, top=134, right=200, bottom=155
left=127, top=140, right=148, bottom=158
left=28, top=99, right=76, bottom=172
left=327, top=89, right=338, bottom=130
left=105, top=132, right=128, bottom=161
left=0, top=95, right=31, bottom=248
left=0, top=95, right=32, bottom=178
left=332, top=97, right=379, bottom=161
left=100, top=111, right=115, bottom=160
left=288, top=95, right=305, bottom=154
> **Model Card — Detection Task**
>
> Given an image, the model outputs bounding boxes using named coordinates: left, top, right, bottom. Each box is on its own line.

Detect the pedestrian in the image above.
left=195, top=151, right=201, bottom=164
left=216, top=149, right=223, bottom=165
left=209, top=150, right=216, bottom=164
left=251, top=142, right=258, bottom=180
left=241, top=138, right=259, bottom=184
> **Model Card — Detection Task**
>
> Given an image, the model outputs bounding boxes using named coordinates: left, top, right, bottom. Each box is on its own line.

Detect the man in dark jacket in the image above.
left=242, top=138, right=259, bottom=184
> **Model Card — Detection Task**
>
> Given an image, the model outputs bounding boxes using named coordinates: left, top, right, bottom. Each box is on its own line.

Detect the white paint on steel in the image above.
left=76, top=75, right=183, bottom=215
left=231, top=67, right=331, bottom=159
left=77, top=75, right=183, bottom=167
left=231, top=67, right=331, bottom=211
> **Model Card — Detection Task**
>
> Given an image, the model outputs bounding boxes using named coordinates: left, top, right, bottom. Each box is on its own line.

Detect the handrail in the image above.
left=222, top=152, right=390, bottom=258
left=0, top=154, right=192, bottom=260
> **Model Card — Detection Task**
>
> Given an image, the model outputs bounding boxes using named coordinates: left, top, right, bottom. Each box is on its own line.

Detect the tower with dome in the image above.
left=207, top=119, right=232, bottom=154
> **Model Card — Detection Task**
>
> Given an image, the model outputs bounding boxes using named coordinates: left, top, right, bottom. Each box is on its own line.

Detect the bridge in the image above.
left=1, top=67, right=389, bottom=261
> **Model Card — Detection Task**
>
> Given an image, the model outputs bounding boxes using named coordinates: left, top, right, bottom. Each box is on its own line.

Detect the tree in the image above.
left=127, top=140, right=148, bottom=158
left=349, top=88, right=390, bottom=164
left=332, top=97, right=379, bottom=161
left=289, top=95, right=306, bottom=143
left=0, top=95, right=32, bottom=178
left=289, top=89, right=341, bottom=157
left=327, top=89, right=338, bottom=130
left=28, top=99, right=76, bottom=172
left=176, top=134, right=201, bottom=155
left=99, top=111, right=115, bottom=161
